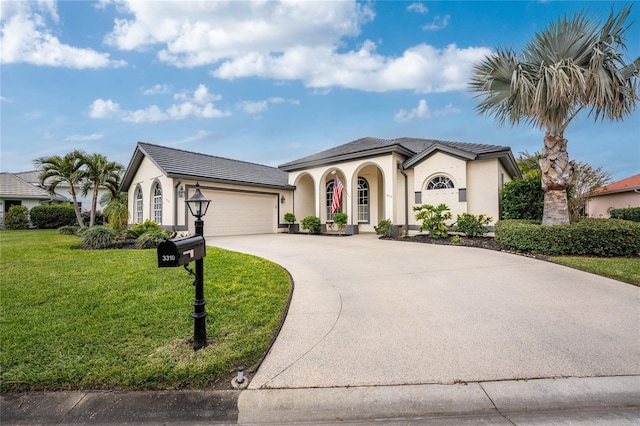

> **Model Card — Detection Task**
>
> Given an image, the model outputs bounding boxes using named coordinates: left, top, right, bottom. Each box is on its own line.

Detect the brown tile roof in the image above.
left=591, top=174, right=640, bottom=196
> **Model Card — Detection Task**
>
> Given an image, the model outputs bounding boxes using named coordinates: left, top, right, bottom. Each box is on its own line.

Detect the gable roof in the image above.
left=0, top=173, right=64, bottom=200
left=121, top=142, right=295, bottom=191
left=590, top=174, right=640, bottom=196
left=278, top=136, right=521, bottom=177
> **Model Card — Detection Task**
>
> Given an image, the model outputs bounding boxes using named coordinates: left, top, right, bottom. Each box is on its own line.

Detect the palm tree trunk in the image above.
left=69, top=186, right=85, bottom=227
left=539, top=133, right=573, bottom=225
left=90, top=186, right=99, bottom=227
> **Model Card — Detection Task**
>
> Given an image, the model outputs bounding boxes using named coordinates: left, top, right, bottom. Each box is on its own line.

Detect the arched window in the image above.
left=152, top=183, right=162, bottom=224
left=135, top=186, right=143, bottom=223
left=326, top=181, right=336, bottom=220
left=426, top=176, right=454, bottom=190
left=357, top=177, right=369, bottom=223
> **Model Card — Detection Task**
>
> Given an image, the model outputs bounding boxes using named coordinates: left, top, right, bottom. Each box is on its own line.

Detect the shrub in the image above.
left=374, top=219, right=393, bottom=238
left=455, top=213, right=492, bottom=237
left=284, top=213, right=296, bottom=223
left=609, top=207, right=640, bottom=222
left=81, top=211, right=106, bottom=226
left=30, top=204, right=78, bottom=229
left=4, top=205, right=29, bottom=230
left=332, top=212, right=348, bottom=229
left=127, top=220, right=163, bottom=239
left=413, top=203, right=452, bottom=238
left=80, top=225, right=120, bottom=249
left=494, top=219, right=640, bottom=257
left=451, top=235, right=462, bottom=244
left=301, top=215, right=321, bottom=234
left=136, top=229, right=171, bottom=249
left=58, top=225, right=79, bottom=235
left=501, top=175, right=544, bottom=220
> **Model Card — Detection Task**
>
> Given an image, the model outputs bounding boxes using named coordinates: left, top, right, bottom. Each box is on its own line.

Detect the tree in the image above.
left=102, top=192, right=129, bottom=232
left=515, top=151, right=611, bottom=222
left=470, top=6, right=639, bottom=225
left=82, top=153, right=124, bottom=227
left=34, top=149, right=87, bottom=227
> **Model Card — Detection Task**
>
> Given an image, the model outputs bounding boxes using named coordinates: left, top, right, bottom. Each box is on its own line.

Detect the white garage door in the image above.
left=203, top=190, right=277, bottom=236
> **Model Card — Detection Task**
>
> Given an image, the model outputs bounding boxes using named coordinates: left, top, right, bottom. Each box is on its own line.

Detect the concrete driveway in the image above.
left=210, top=233, right=640, bottom=390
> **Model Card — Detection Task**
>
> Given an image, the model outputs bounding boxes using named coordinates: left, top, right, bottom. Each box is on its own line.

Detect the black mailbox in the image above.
left=157, top=235, right=206, bottom=267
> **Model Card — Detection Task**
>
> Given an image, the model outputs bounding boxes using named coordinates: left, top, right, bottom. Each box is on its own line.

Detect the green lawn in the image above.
left=0, top=230, right=291, bottom=392
left=549, top=256, right=640, bottom=285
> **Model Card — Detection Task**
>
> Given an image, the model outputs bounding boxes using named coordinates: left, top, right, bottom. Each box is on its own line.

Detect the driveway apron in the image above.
left=209, top=234, right=640, bottom=390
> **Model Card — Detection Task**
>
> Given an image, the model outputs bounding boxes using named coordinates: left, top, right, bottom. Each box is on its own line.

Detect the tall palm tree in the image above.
left=34, top=149, right=87, bottom=227
left=470, top=6, right=639, bottom=225
left=81, top=153, right=124, bottom=227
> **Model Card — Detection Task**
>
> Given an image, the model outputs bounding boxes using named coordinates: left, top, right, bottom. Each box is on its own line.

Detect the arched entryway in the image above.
left=293, top=173, right=315, bottom=222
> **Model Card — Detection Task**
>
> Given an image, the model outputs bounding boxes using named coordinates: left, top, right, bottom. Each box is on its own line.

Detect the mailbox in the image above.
left=157, top=235, right=206, bottom=267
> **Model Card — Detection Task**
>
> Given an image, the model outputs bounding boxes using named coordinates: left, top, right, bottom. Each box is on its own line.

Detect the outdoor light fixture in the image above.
left=280, top=195, right=285, bottom=204
left=237, top=366, right=245, bottom=384
left=185, top=182, right=211, bottom=350
left=178, top=186, right=185, bottom=198
left=186, top=183, right=211, bottom=219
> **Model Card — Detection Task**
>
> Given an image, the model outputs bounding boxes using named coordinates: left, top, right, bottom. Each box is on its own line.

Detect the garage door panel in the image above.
left=203, top=191, right=276, bottom=236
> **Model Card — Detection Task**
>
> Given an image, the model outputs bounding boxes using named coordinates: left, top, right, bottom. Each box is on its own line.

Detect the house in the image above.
left=121, top=137, right=520, bottom=236
left=0, top=172, right=67, bottom=226
left=586, top=174, right=640, bottom=218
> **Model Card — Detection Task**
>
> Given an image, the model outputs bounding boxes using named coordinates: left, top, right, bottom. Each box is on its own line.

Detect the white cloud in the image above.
left=142, top=84, right=171, bottom=95
left=65, top=133, right=104, bottom=141
left=0, top=1, right=126, bottom=68
left=237, top=97, right=300, bottom=115
left=394, top=99, right=460, bottom=122
left=0, top=96, right=12, bottom=103
left=89, top=84, right=230, bottom=123
left=173, top=130, right=211, bottom=145
left=422, top=15, right=451, bottom=31
left=407, top=3, right=428, bottom=14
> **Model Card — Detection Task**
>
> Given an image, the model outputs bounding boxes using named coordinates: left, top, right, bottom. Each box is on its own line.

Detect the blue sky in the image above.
left=1, top=1, right=639, bottom=181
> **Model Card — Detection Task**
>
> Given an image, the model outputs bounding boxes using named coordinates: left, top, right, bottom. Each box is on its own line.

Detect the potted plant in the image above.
left=332, top=212, right=348, bottom=234
left=301, top=215, right=321, bottom=235
left=284, top=212, right=298, bottom=233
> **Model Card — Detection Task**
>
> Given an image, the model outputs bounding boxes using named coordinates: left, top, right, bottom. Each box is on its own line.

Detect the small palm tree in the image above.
left=102, top=192, right=129, bottom=232
left=82, top=153, right=124, bottom=227
left=35, top=149, right=87, bottom=227
left=470, top=6, right=639, bottom=225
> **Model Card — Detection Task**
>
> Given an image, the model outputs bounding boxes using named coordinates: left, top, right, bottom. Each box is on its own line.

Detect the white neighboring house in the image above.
left=0, top=173, right=67, bottom=227
left=121, top=137, right=521, bottom=237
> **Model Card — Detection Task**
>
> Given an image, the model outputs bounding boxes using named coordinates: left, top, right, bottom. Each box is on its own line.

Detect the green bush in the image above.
left=80, top=225, right=120, bottom=249
left=301, top=215, right=321, bottom=234
left=284, top=213, right=296, bottom=223
left=501, top=175, right=544, bottom=220
left=495, top=219, right=640, bottom=257
left=126, top=220, right=163, bottom=239
left=81, top=211, right=106, bottom=226
left=58, top=225, right=80, bottom=235
left=454, top=213, right=492, bottom=237
left=609, top=207, right=640, bottom=222
left=374, top=219, right=393, bottom=237
left=30, top=204, right=78, bottom=229
left=413, top=203, right=452, bottom=238
left=332, top=212, right=348, bottom=229
left=135, top=229, right=171, bottom=249
left=4, top=205, right=29, bottom=230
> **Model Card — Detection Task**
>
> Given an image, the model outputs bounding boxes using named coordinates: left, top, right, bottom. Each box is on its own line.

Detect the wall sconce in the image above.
left=280, top=195, right=285, bottom=204
left=178, top=186, right=185, bottom=198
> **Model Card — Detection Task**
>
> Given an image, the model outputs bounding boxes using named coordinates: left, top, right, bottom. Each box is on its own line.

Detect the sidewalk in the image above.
left=3, top=376, right=639, bottom=424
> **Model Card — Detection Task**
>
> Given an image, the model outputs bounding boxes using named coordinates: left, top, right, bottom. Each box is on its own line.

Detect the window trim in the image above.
left=426, top=175, right=455, bottom=190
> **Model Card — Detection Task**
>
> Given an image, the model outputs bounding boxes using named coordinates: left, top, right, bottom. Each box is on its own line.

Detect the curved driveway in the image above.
left=210, top=234, right=639, bottom=390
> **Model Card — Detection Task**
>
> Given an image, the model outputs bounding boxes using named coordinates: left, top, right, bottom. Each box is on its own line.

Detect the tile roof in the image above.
left=278, top=136, right=514, bottom=172
left=590, top=173, right=640, bottom=196
left=0, top=173, right=57, bottom=199
left=121, top=142, right=294, bottom=191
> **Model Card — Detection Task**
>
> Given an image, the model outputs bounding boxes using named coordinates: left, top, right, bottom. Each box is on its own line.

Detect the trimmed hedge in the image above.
left=30, top=205, right=78, bottom=229
left=495, top=219, right=640, bottom=257
left=609, top=207, right=640, bottom=223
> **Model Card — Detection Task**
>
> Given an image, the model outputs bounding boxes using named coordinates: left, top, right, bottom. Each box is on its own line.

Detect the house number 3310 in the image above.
left=162, top=255, right=176, bottom=262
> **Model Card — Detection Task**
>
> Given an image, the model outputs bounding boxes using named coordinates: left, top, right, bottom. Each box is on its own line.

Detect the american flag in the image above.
left=331, top=176, right=344, bottom=214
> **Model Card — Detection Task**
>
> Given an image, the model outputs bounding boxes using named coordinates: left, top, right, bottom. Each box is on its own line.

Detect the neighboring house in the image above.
left=121, top=137, right=520, bottom=237
left=0, top=173, right=67, bottom=227
left=586, top=173, right=640, bottom=218
left=14, top=170, right=110, bottom=213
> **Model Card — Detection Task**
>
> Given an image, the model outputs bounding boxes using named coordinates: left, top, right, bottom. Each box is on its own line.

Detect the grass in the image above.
left=0, top=230, right=291, bottom=392
left=549, top=256, right=640, bottom=285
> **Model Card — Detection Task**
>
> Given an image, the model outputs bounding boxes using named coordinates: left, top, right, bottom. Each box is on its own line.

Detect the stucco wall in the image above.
left=128, top=157, right=175, bottom=226
left=587, top=192, right=640, bottom=218
left=467, top=159, right=502, bottom=224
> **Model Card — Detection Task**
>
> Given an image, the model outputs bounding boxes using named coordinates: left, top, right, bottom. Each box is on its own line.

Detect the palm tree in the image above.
left=34, top=149, right=87, bottom=227
left=82, top=153, right=124, bottom=227
left=102, top=192, right=129, bottom=232
left=470, top=6, right=639, bottom=225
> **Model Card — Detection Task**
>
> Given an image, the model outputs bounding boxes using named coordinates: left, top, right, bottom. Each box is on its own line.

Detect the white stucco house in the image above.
left=121, top=137, right=520, bottom=237
left=0, top=172, right=68, bottom=227
left=586, top=174, right=640, bottom=218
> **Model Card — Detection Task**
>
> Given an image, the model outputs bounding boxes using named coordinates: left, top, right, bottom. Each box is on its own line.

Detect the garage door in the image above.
left=203, top=190, right=277, bottom=236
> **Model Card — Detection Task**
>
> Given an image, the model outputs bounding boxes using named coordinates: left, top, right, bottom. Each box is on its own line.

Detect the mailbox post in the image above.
left=185, top=183, right=211, bottom=351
